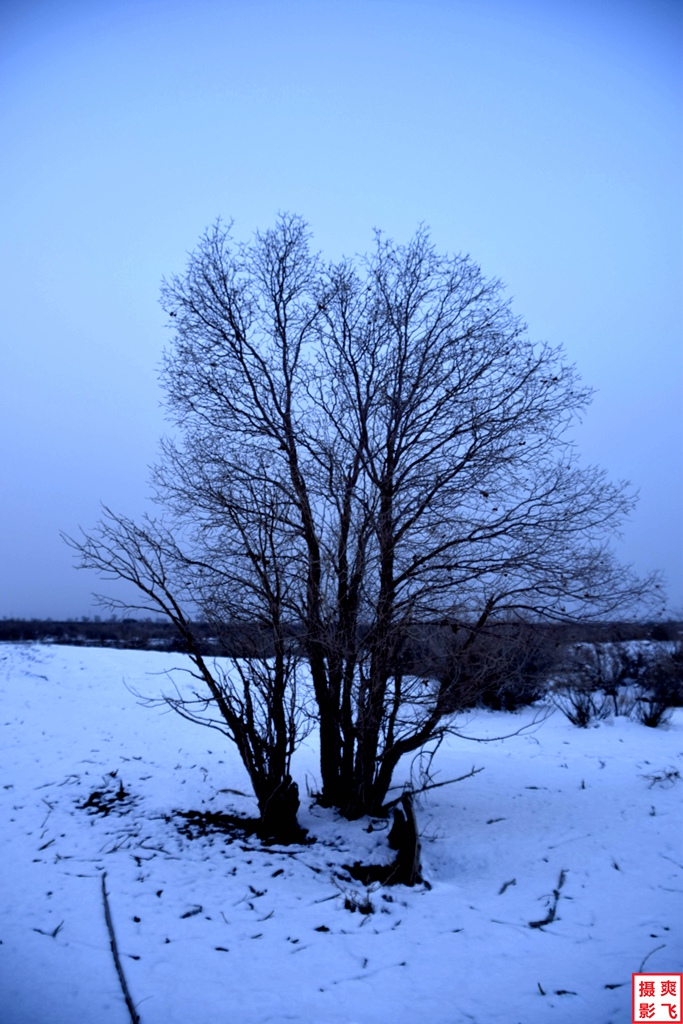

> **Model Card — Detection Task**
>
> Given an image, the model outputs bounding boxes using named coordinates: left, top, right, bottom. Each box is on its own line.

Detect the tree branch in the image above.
left=101, top=872, right=140, bottom=1024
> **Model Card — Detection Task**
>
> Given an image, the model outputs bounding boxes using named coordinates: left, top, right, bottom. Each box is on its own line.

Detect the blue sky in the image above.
left=1, top=0, right=681, bottom=618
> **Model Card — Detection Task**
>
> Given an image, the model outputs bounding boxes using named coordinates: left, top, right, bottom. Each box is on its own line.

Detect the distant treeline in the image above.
left=0, top=616, right=680, bottom=656
left=0, top=617, right=213, bottom=652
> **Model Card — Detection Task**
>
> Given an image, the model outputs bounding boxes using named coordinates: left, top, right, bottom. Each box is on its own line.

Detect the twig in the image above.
left=659, top=853, right=683, bottom=871
left=641, top=769, right=680, bottom=789
left=101, top=872, right=141, bottom=1024
left=41, top=798, right=55, bottom=827
left=383, top=767, right=484, bottom=810
left=237, top=844, right=322, bottom=872
left=529, top=869, right=567, bottom=929
left=33, top=921, right=64, bottom=938
left=449, top=707, right=553, bottom=743
left=639, top=944, right=666, bottom=972
left=313, top=892, right=339, bottom=905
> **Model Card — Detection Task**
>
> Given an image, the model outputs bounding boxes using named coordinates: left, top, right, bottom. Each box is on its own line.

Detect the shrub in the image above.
left=551, top=683, right=611, bottom=727
left=632, top=645, right=683, bottom=727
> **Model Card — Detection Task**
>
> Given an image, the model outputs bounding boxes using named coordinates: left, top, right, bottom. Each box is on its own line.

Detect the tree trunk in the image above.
left=388, top=792, right=422, bottom=886
left=315, top=685, right=346, bottom=809
left=257, top=776, right=306, bottom=845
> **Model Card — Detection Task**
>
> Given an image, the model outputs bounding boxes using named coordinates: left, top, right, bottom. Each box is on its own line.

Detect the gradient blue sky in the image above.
left=1, top=0, right=681, bottom=619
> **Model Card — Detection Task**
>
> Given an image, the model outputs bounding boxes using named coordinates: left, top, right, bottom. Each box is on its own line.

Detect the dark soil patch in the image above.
left=172, top=808, right=262, bottom=842
left=173, top=808, right=314, bottom=847
left=78, top=780, right=137, bottom=816
left=344, top=860, right=401, bottom=885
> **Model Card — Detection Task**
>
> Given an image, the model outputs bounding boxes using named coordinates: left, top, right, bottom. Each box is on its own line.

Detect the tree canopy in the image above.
left=68, top=214, right=662, bottom=835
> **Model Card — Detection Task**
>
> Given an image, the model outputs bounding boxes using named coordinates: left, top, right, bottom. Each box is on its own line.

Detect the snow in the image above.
left=1, top=643, right=681, bottom=1024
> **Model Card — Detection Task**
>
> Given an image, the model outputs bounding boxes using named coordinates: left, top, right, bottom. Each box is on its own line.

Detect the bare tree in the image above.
left=66, top=501, right=308, bottom=844
left=68, top=214, right=662, bottom=824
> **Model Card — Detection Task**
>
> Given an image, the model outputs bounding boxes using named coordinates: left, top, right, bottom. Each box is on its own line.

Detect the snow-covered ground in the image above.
left=1, top=643, right=681, bottom=1024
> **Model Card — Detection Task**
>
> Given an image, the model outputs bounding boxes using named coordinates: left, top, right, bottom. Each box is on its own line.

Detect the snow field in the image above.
left=0, top=643, right=681, bottom=1024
